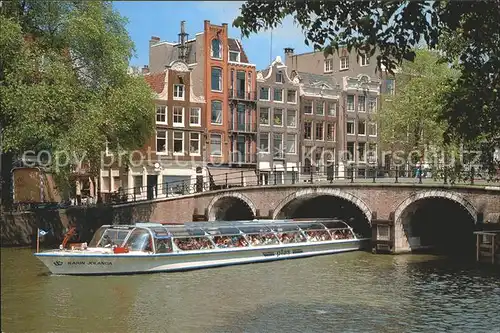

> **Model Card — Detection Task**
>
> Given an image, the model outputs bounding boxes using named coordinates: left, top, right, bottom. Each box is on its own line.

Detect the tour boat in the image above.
left=34, top=219, right=371, bottom=275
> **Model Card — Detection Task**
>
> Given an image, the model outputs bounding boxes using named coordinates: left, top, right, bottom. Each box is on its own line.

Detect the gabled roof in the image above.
left=144, top=72, right=166, bottom=94
left=228, top=38, right=249, bottom=63
left=295, top=71, right=339, bottom=88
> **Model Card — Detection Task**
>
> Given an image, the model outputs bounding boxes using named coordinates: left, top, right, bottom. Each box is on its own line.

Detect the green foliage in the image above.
left=377, top=49, right=457, bottom=155
left=234, top=1, right=500, bottom=170
left=0, top=1, right=155, bottom=190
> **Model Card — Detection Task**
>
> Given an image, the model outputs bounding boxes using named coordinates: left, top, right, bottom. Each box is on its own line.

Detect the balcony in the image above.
left=229, top=89, right=257, bottom=101
left=228, top=121, right=257, bottom=133
left=230, top=152, right=257, bottom=165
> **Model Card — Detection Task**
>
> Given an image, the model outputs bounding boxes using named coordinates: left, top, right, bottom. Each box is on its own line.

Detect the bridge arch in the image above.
left=393, top=190, right=478, bottom=253
left=272, top=188, right=372, bottom=222
left=207, top=192, right=257, bottom=221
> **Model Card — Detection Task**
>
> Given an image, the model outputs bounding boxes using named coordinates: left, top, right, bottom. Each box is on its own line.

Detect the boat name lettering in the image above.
left=276, top=249, right=291, bottom=256
left=67, top=261, right=112, bottom=266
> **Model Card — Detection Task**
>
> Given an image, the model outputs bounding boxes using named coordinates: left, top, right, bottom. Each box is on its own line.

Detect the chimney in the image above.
left=284, top=47, right=294, bottom=55
left=141, top=65, right=149, bottom=74
left=149, top=36, right=161, bottom=47
left=178, top=21, right=189, bottom=62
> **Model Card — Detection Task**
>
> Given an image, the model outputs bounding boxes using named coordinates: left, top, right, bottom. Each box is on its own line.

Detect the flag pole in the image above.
left=36, top=228, right=40, bottom=253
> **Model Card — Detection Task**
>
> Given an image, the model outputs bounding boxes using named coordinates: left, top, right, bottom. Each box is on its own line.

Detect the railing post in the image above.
left=372, top=165, right=376, bottom=183
left=310, top=167, right=313, bottom=183
left=225, top=173, right=228, bottom=188
left=165, top=183, right=169, bottom=197
left=134, top=188, right=136, bottom=201
left=418, top=166, right=423, bottom=184
left=274, top=166, right=277, bottom=185
left=350, top=166, right=354, bottom=183
left=395, top=166, right=399, bottom=183
left=241, top=170, right=244, bottom=187
left=470, top=166, right=475, bottom=185
left=292, top=166, right=296, bottom=184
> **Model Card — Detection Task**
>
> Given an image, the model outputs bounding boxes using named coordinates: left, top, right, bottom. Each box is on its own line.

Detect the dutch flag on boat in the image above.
left=38, top=229, right=49, bottom=236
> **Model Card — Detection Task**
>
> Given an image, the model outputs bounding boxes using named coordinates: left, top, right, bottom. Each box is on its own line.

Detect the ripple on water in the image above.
left=1, top=249, right=500, bottom=333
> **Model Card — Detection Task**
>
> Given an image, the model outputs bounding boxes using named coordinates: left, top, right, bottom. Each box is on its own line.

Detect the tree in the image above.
left=376, top=49, right=458, bottom=166
left=234, top=1, right=500, bottom=171
left=0, top=1, right=155, bottom=209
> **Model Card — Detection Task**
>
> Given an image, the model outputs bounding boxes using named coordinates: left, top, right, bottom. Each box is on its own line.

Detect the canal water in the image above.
left=1, top=248, right=499, bottom=333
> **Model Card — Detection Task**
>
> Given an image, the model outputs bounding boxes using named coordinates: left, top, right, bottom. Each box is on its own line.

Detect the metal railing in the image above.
left=228, top=121, right=257, bottom=133
left=229, top=90, right=257, bottom=101
left=108, top=164, right=499, bottom=204
left=230, top=152, right=257, bottom=164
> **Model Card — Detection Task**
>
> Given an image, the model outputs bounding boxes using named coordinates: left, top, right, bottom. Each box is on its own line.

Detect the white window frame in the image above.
left=327, top=123, right=336, bottom=141
left=286, top=109, right=296, bottom=128
left=276, top=71, right=284, bottom=84
left=347, top=120, right=355, bottom=135
left=211, top=100, right=223, bottom=125
left=347, top=95, right=355, bottom=111
left=273, top=88, right=284, bottom=103
left=327, top=102, right=336, bottom=116
left=315, top=122, right=324, bottom=141
left=211, top=38, right=222, bottom=59
left=211, top=67, right=222, bottom=92
left=324, top=58, right=333, bottom=73
left=189, top=132, right=201, bottom=156
left=189, top=107, right=201, bottom=127
left=369, top=98, right=377, bottom=112
left=286, top=89, right=297, bottom=104
left=315, top=101, right=324, bottom=115
left=340, top=56, right=349, bottom=70
left=173, top=84, right=185, bottom=101
left=259, top=107, right=270, bottom=126
left=368, top=122, right=378, bottom=137
left=229, top=51, right=240, bottom=62
left=273, top=133, right=284, bottom=158
left=358, top=95, right=366, bottom=112
left=273, top=108, right=283, bottom=127
left=359, top=54, right=370, bottom=66
left=173, top=107, right=184, bottom=127
left=173, top=131, right=184, bottom=156
left=259, top=87, right=270, bottom=101
left=156, top=129, right=168, bottom=155
left=259, top=132, right=270, bottom=154
left=304, top=100, right=313, bottom=114
left=358, top=120, right=366, bottom=135
left=156, top=105, right=167, bottom=124
left=210, top=133, right=222, bottom=156
left=286, top=134, right=297, bottom=154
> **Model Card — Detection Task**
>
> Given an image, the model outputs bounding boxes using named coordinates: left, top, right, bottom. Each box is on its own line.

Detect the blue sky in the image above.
left=113, top=1, right=313, bottom=70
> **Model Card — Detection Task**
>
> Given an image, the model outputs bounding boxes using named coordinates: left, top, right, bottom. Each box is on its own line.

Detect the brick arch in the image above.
left=272, top=188, right=372, bottom=222
left=207, top=192, right=257, bottom=221
left=394, top=190, right=478, bottom=224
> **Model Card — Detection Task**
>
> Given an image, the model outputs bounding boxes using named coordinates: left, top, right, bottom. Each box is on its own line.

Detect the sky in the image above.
left=113, top=1, right=313, bottom=70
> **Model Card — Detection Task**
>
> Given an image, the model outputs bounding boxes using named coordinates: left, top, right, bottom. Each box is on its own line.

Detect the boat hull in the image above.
left=35, top=238, right=370, bottom=275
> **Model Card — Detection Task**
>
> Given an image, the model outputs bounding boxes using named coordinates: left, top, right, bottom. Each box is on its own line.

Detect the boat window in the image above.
left=155, top=237, right=173, bottom=253
left=96, top=228, right=131, bottom=248
left=275, top=231, right=307, bottom=244
left=213, top=235, right=249, bottom=248
left=166, top=227, right=206, bottom=237
left=322, top=220, right=349, bottom=229
left=238, top=226, right=274, bottom=234
left=245, top=232, right=280, bottom=246
left=125, top=229, right=154, bottom=252
left=173, top=237, right=215, bottom=251
left=329, top=228, right=355, bottom=240
left=203, top=226, right=241, bottom=236
left=298, top=223, right=327, bottom=231
left=269, top=224, right=301, bottom=233
left=88, top=226, right=107, bottom=247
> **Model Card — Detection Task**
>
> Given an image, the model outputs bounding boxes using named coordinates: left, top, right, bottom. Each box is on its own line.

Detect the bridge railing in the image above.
left=110, top=164, right=499, bottom=204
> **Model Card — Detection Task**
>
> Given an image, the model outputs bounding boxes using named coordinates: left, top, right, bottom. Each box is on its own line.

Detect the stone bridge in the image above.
left=113, top=183, right=500, bottom=254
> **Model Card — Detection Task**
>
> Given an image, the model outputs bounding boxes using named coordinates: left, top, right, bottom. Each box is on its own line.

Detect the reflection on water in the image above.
left=1, top=248, right=499, bottom=333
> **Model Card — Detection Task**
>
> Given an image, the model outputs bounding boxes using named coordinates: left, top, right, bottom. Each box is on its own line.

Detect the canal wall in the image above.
left=0, top=203, right=155, bottom=247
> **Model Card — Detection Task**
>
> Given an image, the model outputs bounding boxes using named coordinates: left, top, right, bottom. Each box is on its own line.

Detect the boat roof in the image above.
left=97, top=219, right=351, bottom=238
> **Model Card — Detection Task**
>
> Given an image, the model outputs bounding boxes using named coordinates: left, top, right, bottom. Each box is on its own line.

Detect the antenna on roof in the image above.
left=269, top=28, right=273, bottom=64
